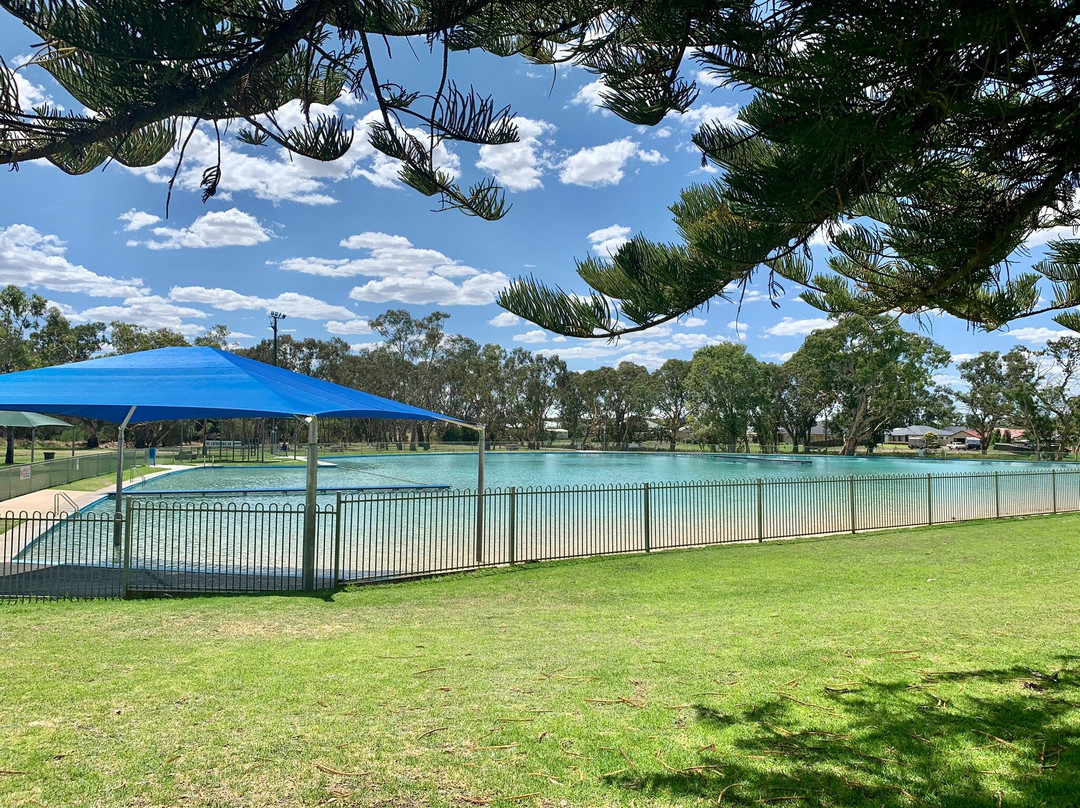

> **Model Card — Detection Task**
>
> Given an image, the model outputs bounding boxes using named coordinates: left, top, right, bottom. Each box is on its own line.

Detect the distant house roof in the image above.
left=888, top=425, right=971, bottom=439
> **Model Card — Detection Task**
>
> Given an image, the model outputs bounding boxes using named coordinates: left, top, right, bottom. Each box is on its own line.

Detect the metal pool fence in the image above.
left=0, top=450, right=142, bottom=502
left=1, top=468, right=1077, bottom=600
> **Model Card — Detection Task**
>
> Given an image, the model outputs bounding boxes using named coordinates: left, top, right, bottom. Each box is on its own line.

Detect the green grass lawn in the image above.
left=2, top=517, right=1078, bottom=807
left=54, top=466, right=159, bottom=492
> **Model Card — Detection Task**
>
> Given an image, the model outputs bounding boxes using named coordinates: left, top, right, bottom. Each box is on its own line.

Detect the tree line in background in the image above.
left=2, top=284, right=1080, bottom=462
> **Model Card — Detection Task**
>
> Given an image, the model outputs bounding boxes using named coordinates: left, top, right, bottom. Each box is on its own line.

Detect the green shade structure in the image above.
left=0, top=410, right=74, bottom=462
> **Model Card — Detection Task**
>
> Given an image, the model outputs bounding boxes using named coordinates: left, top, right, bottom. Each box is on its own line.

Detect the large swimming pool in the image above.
left=128, top=451, right=1072, bottom=496
left=12, top=450, right=1076, bottom=595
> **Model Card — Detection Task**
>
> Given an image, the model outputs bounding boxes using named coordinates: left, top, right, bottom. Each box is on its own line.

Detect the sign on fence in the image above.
left=19, top=466, right=30, bottom=480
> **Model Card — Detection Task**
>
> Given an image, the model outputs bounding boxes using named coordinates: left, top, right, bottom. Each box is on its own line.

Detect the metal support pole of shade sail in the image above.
left=463, top=423, right=485, bottom=564
left=302, top=414, right=319, bottom=592
left=30, top=427, right=34, bottom=463
left=113, top=405, right=136, bottom=549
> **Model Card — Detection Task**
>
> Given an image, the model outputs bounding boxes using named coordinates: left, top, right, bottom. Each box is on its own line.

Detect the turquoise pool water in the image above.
left=15, top=451, right=1076, bottom=583
left=128, top=451, right=1074, bottom=495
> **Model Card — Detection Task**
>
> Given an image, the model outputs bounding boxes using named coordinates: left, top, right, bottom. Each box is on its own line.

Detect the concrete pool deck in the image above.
left=1, top=463, right=188, bottom=514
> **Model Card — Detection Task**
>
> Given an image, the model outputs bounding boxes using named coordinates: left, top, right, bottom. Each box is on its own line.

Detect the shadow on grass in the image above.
left=611, top=664, right=1080, bottom=806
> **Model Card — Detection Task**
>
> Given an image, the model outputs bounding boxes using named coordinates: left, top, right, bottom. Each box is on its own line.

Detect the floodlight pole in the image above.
left=302, top=414, right=319, bottom=591
left=113, top=406, right=137, bottom=549
left=269, top=311, right=286, bottom=454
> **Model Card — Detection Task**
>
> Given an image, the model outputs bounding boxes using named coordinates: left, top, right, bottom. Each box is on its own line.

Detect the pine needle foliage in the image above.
left=4, top=2, right=1080, bottom=328
left=499, top=1, right=1080, bottom=335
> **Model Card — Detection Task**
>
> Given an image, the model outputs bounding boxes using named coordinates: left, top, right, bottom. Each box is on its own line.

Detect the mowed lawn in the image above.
left=2, top=517, right=1078, bottom=807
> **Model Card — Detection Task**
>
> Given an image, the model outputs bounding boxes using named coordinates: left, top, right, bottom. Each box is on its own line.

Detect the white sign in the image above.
left=19, top=466, right=31, bottom=480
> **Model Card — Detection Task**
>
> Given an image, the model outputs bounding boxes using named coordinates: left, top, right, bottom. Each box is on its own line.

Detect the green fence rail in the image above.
left=1, top=468, right=1076, bottom=600
left=0, top=451, right=142, bottom=503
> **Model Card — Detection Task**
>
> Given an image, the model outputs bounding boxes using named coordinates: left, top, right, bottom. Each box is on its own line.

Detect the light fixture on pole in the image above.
left=269, top=311, right=286, bottom=366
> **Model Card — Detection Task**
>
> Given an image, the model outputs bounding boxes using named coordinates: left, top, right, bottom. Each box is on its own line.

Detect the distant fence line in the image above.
left=1, top=468, right=1077, bottom=600
left=0, top=451, right=143, bottom=503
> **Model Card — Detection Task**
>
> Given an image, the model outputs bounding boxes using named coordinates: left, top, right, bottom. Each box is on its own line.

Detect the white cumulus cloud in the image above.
left=0, top=224, right=147, bottom=298
left=169, top=286, right=358, bottom=321
left=129, top=107, right=460, bottom=207
left=128, top=208, right=272, bottom=250
left=762, top=317, right=835, bottom=337
left=1007, top=327, right=1070, bottom=342
left=10, top=71, right=52, bottom=110
left=669, top=103, right=741, bottom=129
left=538, top=329, right=732, bottom=370
left=348, top=274, right=509, bottom=307
left=118, top=209, right=162, bottom=232
left=587, top=224, right=632, bottom=256
left=513, top=329, right=548, bottom=344
left=278, top=232, right=509, bottom=307
left=559, top=138, right=661, bottom=187
left=694, top=69, right=724, bottom=89
left=325, top=319, right=372, bottom=336
left=567, top=79, right=609, bottom=113
left=489, top=312, right=521, bottom=327
left=77, top=296, right=208, bottom=335
left=475, top=117, right=556, bottom=192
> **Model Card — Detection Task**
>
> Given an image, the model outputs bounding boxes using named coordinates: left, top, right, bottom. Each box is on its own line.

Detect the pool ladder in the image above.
left=53, top=491, right=79, bottom=514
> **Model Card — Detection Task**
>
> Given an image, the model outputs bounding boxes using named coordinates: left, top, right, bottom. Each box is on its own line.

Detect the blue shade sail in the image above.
left=0, top=347, right=466, bottom=425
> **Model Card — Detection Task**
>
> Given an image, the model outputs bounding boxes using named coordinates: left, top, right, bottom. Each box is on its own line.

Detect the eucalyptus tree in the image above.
left=507, top=350, right=569, bottom=449
left=573, top=363, right=653, bottom=448
left=193, top=324, right=239, bottom=351
left=1002, top=347, right=1055, bottom=460
left=751, top=362, right=782, bottom=454
left=792, top=316, right=948, bottom=456
left=775, top=354, right=822, bottom=454
left=1034, top=337, right=1080, bottom=458
left=953, top=352, right=1011, bottom=455
left=652, top=358, right=692, bottom=451
left=612, top=361, right=655, bottom=446
left=0, top=285, right=48, bottom=462
left=108, top=321, right=189, bottom=354
left=338, top=345, right=415, bottom=443
left=371, top=309, right=449, bottom=446
left=912, top=389, right=961, bottom=432
left=440, top=337, right=514, bottom=440
left=568, top=369, right=608, bottom=447
left=30, top=307, right=105, bottom=366
left=29, top=308, right=106, bottom=450
left=686, top=343, right=763, bottom=453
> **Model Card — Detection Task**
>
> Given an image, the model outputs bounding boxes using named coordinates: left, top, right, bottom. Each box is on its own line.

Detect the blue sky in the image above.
left=1, top=18, right=1072, bottom=388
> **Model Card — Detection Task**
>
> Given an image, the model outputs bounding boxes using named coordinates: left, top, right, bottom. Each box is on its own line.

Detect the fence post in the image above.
left=121, top=498, right=133, bottom=599
left=1052, top=469, right=1058, bottom=514
left=756, top=478, right=764, bottom=542
left=301, top=416, right=319, bottom=592
left=508, top=486, right=517, bottom=564
left=849, top=475, right=856, bottom=533
left=926, top=474, right=933, bottom=525
left=333, top=492, right=343, bottom=588
left=475, top=426, right=486, bottom=565
left=643, top=482, right=651, bottom=553
left=994, top=471, right=1000, bottom=519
